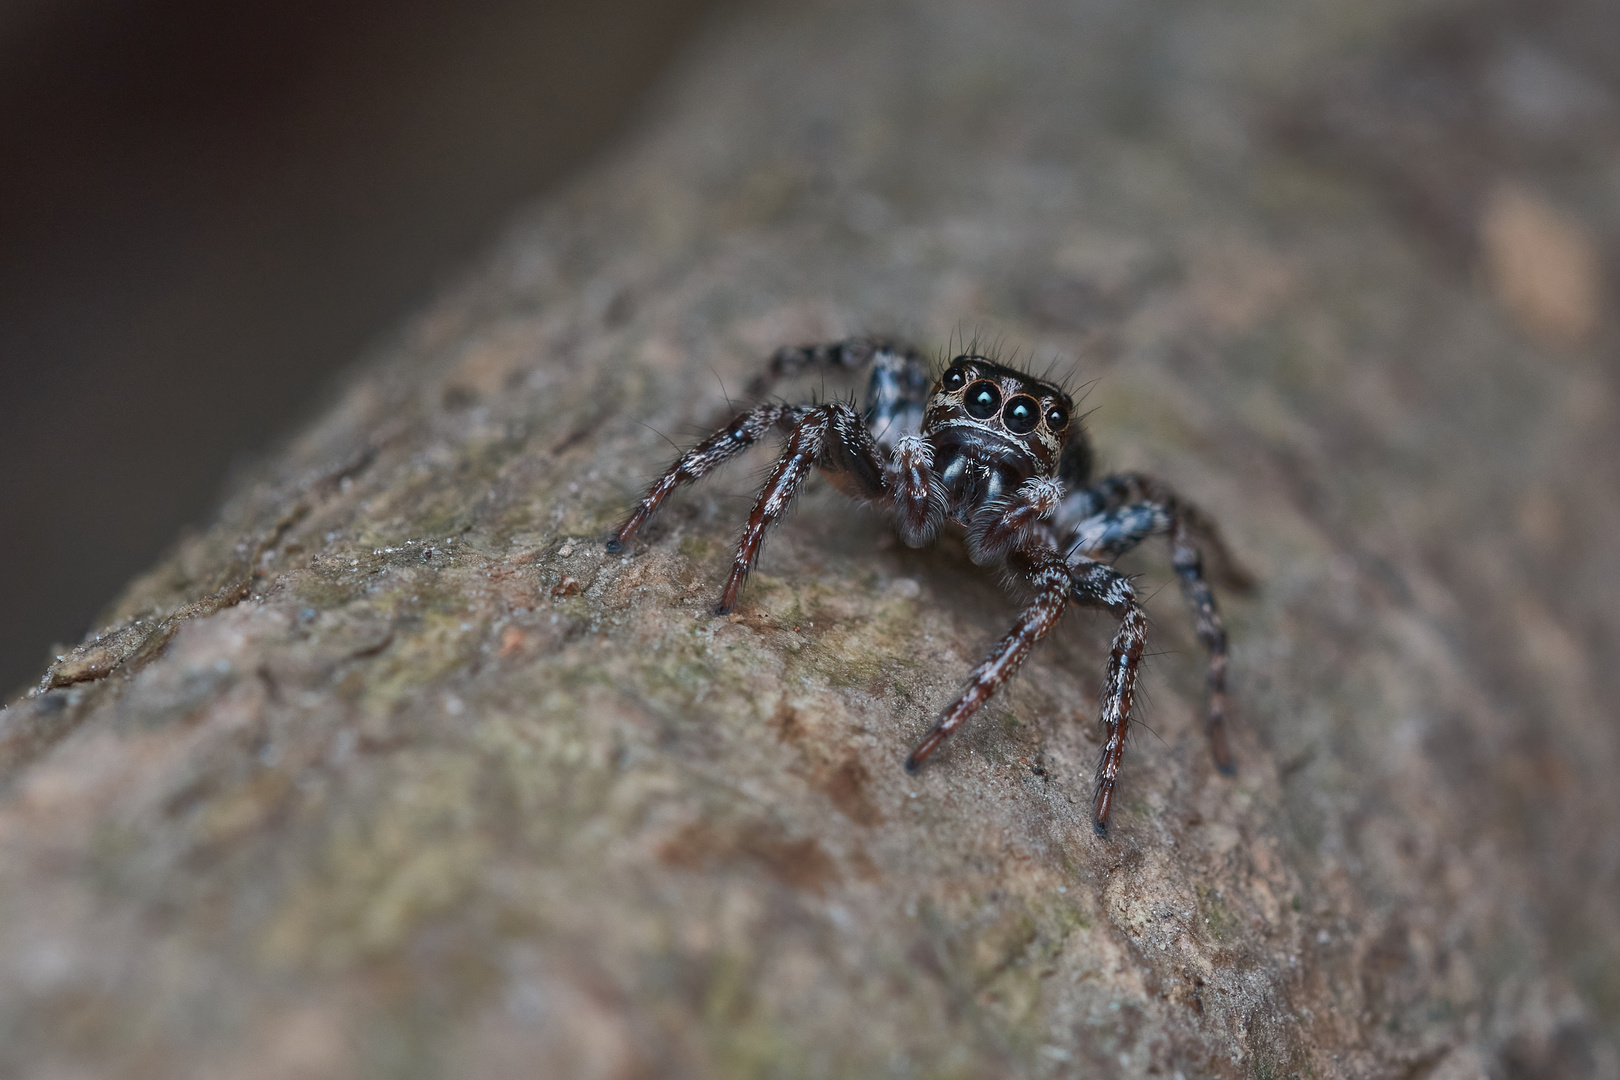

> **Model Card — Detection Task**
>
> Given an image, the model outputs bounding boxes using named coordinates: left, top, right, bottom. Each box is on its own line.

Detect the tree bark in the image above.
left=3, top=1, right=1619, bottom=1077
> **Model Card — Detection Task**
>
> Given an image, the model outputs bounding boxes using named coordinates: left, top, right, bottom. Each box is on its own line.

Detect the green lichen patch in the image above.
left=259, top=749, right=492, bottom=970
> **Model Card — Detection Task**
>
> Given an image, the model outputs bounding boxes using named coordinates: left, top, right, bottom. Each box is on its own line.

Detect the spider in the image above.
left=606, top=339, right=1250, bottom=835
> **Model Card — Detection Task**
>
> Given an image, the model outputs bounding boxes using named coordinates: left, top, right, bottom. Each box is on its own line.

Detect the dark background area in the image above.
left=0, top=0, right=718, bottom=696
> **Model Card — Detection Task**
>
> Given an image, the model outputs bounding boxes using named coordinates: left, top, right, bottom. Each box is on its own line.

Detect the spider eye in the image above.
left=941, top=366, right=968, bottom=392
left=1044, top=404, right=1069, bottom=432
left=1003, top=395, right=1039, bottom=434
left=963, top=380, right=1002, bottom=420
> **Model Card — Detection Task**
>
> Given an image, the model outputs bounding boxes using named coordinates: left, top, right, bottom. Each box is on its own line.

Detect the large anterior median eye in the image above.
left=964, top=380, right=1001, bottom=419
left=1003, top=395, right=1038, bottom=434
left=941, top=366, right=968, bottom=392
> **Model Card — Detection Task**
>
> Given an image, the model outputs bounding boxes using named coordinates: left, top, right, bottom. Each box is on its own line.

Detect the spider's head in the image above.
left=926, top=356, right=1073, bottom=476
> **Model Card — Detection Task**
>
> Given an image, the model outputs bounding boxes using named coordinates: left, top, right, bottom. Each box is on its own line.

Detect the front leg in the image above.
left=904, top=542, right=1070, bottom=772
left=1068, top=555, right=1147, bottom=836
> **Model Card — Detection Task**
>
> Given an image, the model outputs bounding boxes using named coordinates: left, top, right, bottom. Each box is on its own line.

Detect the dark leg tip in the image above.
left=711, top=602, right=732, bottom=617
left=903, top=755, right=921, bottom=775
left=1091, top=818, right=1109, bottom=839
left=1215, top=758, right=1237, bottom=777
left=604, top=536, right=623, bottom=554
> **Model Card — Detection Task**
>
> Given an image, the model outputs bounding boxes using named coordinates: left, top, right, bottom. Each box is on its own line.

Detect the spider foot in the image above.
left=1092, top=779, right=1117, bottom=837
left=906, top=725, right=948, bottom=773
left=1206, top=697, right=1236, bottom=775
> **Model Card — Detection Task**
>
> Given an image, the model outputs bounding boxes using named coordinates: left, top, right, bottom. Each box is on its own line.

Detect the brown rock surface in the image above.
left=3, top=0, right=1619, bottom=1076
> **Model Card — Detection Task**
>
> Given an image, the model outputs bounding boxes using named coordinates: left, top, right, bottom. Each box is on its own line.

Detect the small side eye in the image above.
left=941, top=366, right=968, bottom=392
left=1044, top=404, right=1070, bottom=433
left=1003, top=395, right=1039, bottom=434
left=964, top=380, right=1002, bottom=419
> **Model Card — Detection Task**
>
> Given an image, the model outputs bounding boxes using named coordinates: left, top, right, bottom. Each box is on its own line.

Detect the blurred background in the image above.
left=0, top=0, right=720, bottom=696
left=3, top=0, right=1618, bottom=700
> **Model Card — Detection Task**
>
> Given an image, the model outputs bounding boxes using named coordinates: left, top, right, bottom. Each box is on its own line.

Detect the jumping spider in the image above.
left=606, top=339, right=1249, bottom=835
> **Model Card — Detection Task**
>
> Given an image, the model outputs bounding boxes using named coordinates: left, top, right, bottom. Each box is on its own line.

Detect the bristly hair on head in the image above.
left=934, top=327, right=1091, bottom=407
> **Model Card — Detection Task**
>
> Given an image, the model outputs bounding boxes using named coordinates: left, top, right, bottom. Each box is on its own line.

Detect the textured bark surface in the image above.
left=3, top=0, right=1619, bottom=1077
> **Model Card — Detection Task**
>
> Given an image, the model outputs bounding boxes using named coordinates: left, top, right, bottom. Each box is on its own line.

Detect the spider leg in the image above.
left=715, top=403, right=886, bottom=615
left=1066, top=555, right=1146, bottom=836
left=1060, top=473, right=1252, bottom=590
left=746, top=338, right=932, bottom=449
left=904, top=542, right=1070, bottom=773
left=606, top=402, right=804, bottom=553
left=1170, top=524, right=1236, bottom=774
left=1060, top=502, right=1169, bottom=560
left=746, top=337, right=915, bottom=394
left=965, top=476, right=1067, bottom=565
left=862, top=343, right=932, bottom=449
left=745, top=339, right=880, bottom=398
left=1059, top=474, right=1244, bottom=776
left=886, top=434, right=946, bottom=547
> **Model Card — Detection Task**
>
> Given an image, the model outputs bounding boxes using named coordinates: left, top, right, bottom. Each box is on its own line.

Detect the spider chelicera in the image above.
left=606, top=339, right=1249, bottom=835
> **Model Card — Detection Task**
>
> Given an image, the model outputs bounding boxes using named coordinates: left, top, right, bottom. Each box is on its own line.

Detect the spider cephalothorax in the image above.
left=926, top=359, right=1067, bottom=521
left=606, top=339, right=1249, bottom=835
left=932, top=359, right=1070, bottom=470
